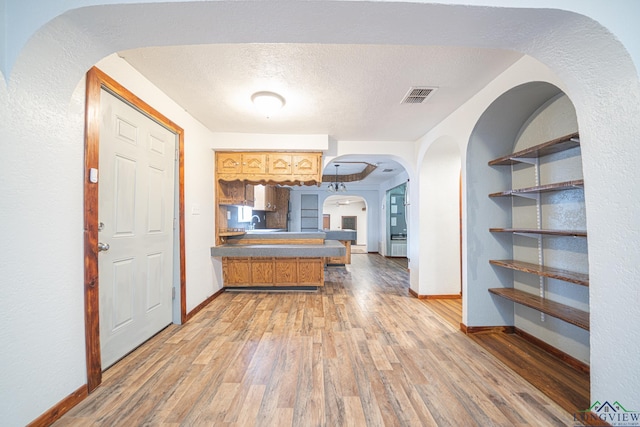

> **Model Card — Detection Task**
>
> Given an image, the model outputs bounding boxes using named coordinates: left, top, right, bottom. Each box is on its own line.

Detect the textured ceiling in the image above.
left=120, top=43, right=522, bottom=141
left=119, top=43, right=521, bottom=180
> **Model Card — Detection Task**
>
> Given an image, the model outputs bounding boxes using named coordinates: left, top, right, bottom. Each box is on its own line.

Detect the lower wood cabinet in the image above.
left=222, top=257, right=324, bottom=287
left=222, top=257, right=250, bottom=285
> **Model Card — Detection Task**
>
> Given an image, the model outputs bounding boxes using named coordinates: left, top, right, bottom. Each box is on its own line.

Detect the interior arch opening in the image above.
left=465, top=80, right=589, bottom=374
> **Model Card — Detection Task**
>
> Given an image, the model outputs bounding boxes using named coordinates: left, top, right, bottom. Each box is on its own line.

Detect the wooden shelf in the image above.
left=489, top=287, right=589, bottom=330
left=489, top=179, right=584, bottom=198
left=219, top=228, right=246, bottom=237
left=490, top=260, right=589, bottom=286
left=489, top=132, right=580, bottom=166
left=490, top=228, right=587, bottom=237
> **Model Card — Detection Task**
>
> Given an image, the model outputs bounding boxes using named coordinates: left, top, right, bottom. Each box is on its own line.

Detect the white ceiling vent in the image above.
left=401, top=86, right=438, bottom=104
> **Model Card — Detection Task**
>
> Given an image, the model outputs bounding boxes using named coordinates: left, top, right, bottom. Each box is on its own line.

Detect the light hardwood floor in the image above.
left=55, top=254, right=576, bottom=426
left=421, top=298, right=590, bottom=419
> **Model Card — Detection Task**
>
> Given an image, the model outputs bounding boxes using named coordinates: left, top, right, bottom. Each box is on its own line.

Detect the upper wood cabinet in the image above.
left=266, top=186, right=290, bottom=229
left=216, top=152, right=243, bottom=175
left=253, top=184, right=277, bottom=211
left=217, top=152, right=268, bottom=175
left=292, top=153, right=320, bottom=176
left=218, top=181, right=254, bottom=206
left=242, top=153, right=267, bottom=174
left=268, top=154, right=292, bottom=175
left=216, top=151, right=322, bottom=184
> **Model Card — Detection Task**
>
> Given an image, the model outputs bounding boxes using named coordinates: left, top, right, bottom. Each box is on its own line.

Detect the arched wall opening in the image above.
left=322, top=195, right=368, bottom=246
left=3, top=2, right=640, bottom=424
left=417, top=136, right=462, bottom=297
left=318, top=153, right=412, bottom=255
left=465, top=82, right=589, bottom=364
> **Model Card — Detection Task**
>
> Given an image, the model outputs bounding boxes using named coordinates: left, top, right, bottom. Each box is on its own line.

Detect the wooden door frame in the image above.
left=459, top=172, right=463, bottom=296
left=83, top=67, right=186, bottom=392
left=323, top=214, right=330, bottom=230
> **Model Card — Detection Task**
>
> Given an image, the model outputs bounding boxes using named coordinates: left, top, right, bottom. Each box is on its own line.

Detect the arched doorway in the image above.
left=323, top=194, right=368, bottom=252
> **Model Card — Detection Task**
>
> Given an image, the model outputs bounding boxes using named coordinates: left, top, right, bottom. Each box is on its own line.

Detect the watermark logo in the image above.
left=574, top=401, right=640, bottom=426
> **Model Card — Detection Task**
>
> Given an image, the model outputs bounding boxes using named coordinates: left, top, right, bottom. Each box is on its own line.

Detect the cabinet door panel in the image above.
left=242, top=153, right=267, bottom=174
left=293, top=154, right=319, bottom=176
left=223, top=258, right=251, bottom=285
left=245, top=184, right=254, bottom=206
left=251, top=258, right=274, bottom=284
left=218, top=181, right=244, bottom=205
left=266, top=187, right=290, bottom=229
left=269, top=154, right=292, bottom=175
left=217, top=152, right=242, bottom=174
left=298, top=259, right=324, bottom=285
left=275, top=258, right=298, bottom=285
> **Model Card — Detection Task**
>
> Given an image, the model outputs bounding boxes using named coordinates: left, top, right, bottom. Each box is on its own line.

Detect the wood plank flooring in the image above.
left=421, top=298, right=590, bottom=419
left=55, top=254, right=577, bottom=426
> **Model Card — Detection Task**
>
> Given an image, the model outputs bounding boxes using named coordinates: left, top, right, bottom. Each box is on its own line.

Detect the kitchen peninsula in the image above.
left=213, top=150, right=345, bottom=288
left=211, top=231, right=345, bottom=287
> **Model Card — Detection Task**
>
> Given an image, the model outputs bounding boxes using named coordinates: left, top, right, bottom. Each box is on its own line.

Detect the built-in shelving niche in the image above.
left=467, top=85, right=590, bottom=368
left=489, top=99, right=589, bottom=363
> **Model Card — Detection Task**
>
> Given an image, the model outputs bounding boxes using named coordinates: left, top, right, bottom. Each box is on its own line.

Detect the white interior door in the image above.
left=98, top=89, right=176, bottom=369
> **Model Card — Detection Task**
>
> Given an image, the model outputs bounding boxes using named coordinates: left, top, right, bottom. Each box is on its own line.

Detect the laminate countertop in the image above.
left=210, top=239, right=346, bottom=258
left=323, top=229, right=356, bottom=241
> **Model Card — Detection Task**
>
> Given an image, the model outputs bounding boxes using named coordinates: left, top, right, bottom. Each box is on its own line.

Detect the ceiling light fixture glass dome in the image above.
left=251, top=91, right=285, bottom=117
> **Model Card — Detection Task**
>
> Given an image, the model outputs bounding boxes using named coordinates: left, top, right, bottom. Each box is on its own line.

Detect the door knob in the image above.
left=98, top=242, right=110, bottom=252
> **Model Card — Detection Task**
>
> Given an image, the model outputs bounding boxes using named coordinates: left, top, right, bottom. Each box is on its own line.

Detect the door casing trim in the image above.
left=83, top=66, right=186, bottom=392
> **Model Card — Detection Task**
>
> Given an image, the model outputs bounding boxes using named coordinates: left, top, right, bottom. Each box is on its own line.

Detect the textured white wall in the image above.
left=418, top=137, right=462, bottom=296
left=1, top=1, right=639, bottom=425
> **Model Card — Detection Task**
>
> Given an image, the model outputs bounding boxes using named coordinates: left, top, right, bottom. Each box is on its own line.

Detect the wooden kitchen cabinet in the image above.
left=218, top=180, right=254, bottom=206
left=242, top=153, right=267, bottom=174
left=268, top=152, right=320, bottom=182
left=222, top=258, right=251, bottom=285
left=215, top=151, right=322, bottom=184
left=221, top=257, right=325, bottom=287
left=215, top=151, right=319, bottom=242
left=292, top=153, right=320, bottom=177
left=266, top=186, right=290, bottom=229
left=268, top=154, right=292, bottom=176
left=216, top=152, right=243, bottom=175
left=217, top=152, right=267, bottom=178
left=253, top=184, right=277, bottom=211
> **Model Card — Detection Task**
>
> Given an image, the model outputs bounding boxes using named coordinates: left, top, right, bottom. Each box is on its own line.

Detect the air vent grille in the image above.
left=401, top=86, right=438, bottom=104
left=382, top=168, right=395, bottom=173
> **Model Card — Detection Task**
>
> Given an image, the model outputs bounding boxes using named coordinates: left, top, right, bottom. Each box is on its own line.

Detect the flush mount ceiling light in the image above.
left=251, top=91, right=285, bottom=117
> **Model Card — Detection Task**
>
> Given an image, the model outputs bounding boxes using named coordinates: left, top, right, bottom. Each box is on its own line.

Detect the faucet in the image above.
left=250, top=214, right=261, bottom=230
